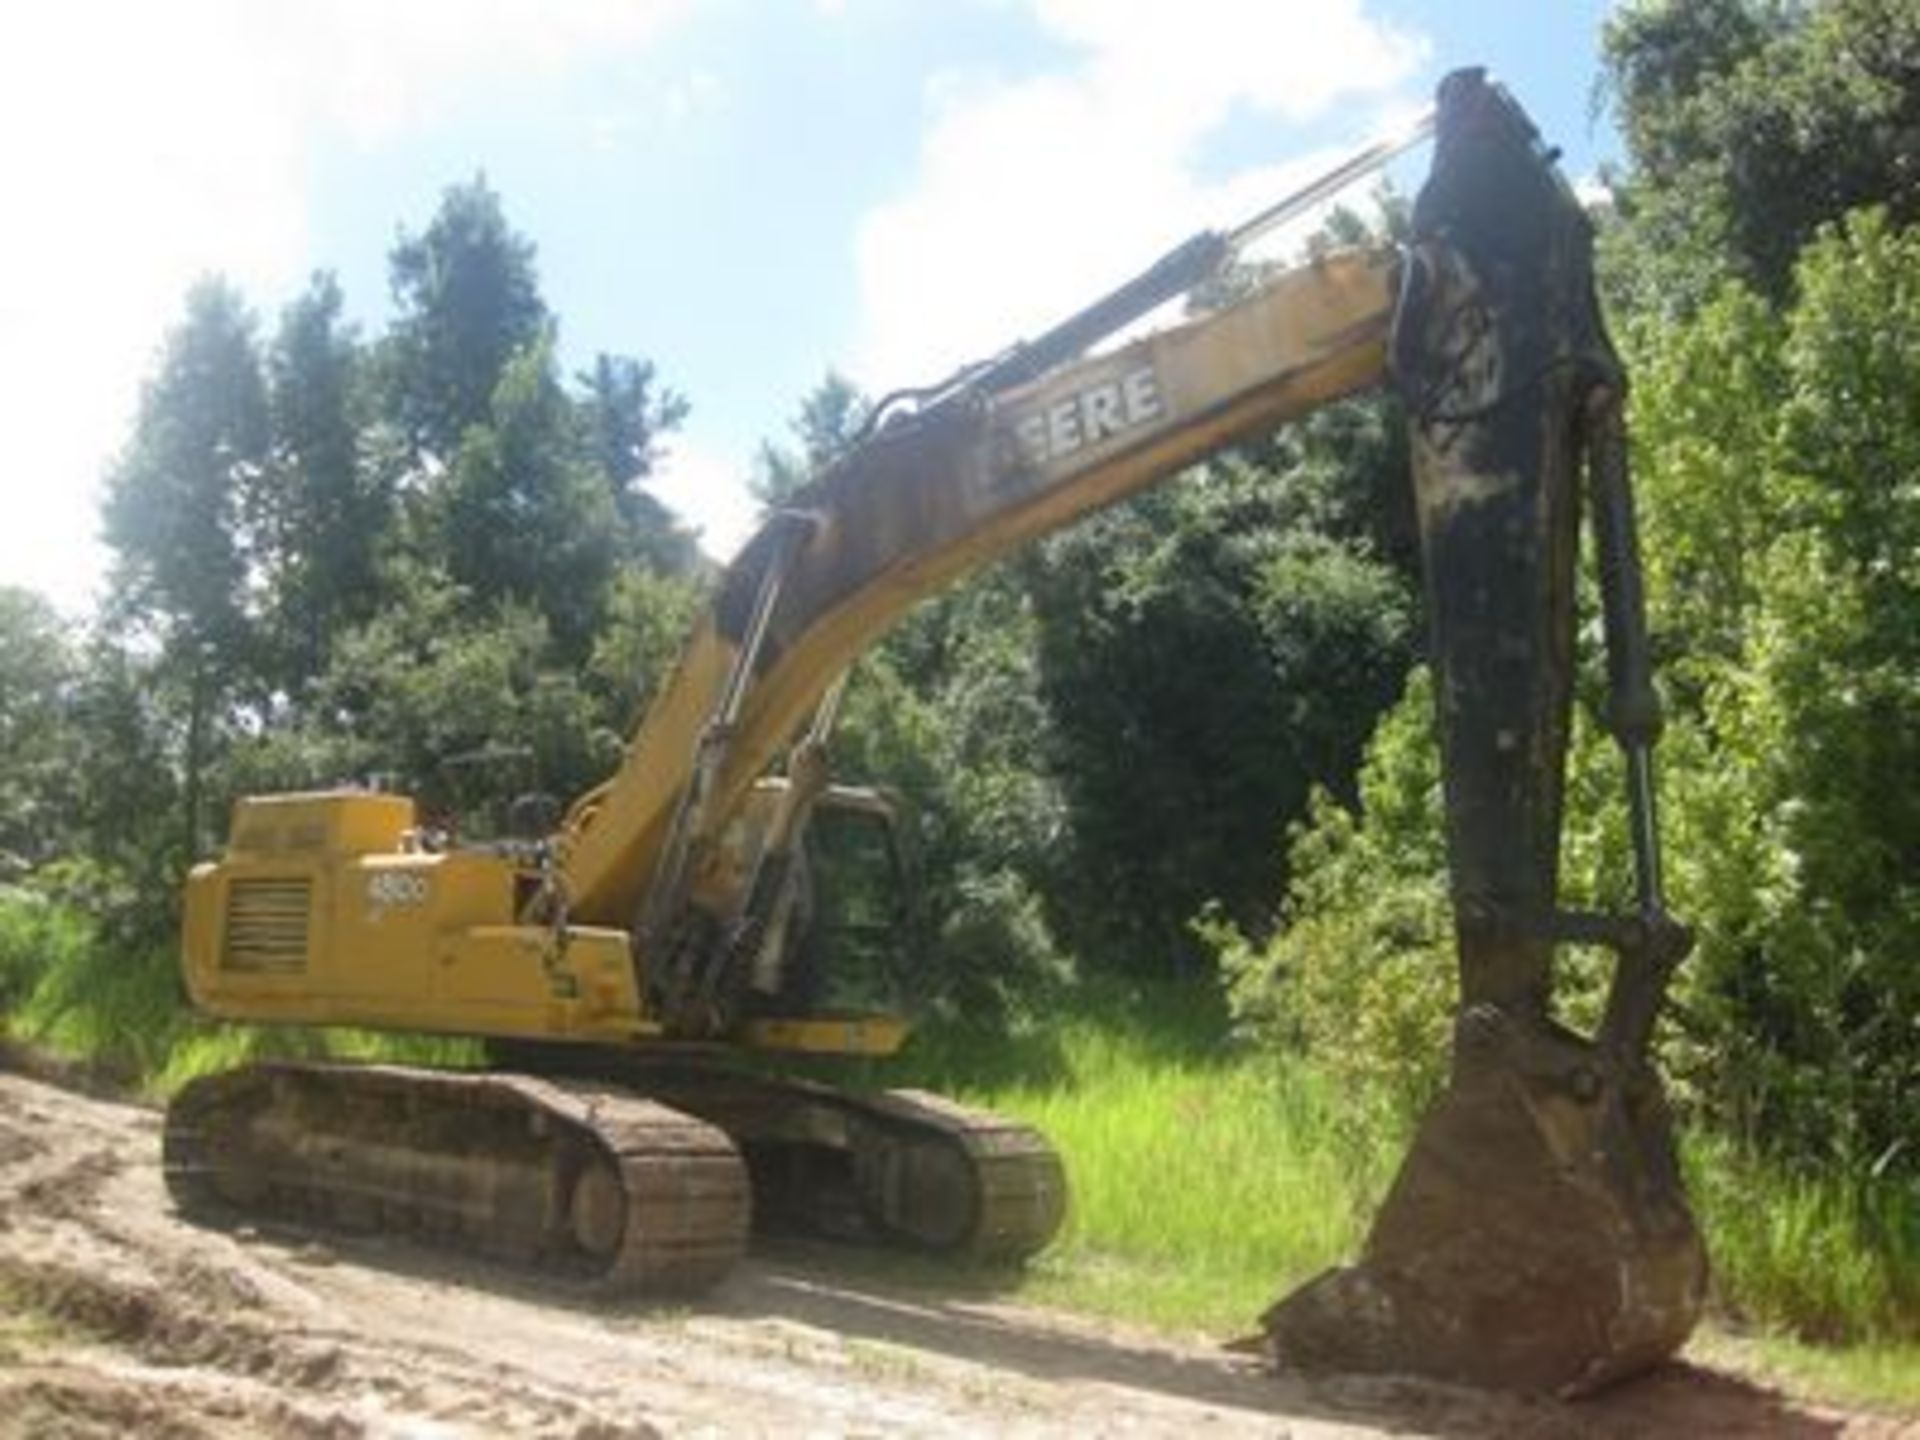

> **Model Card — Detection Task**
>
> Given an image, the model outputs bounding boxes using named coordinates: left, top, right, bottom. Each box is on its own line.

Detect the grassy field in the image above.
left=883, top=985, right=1920, bottom=1409
left=880, top=989, right=1404, bottom=1334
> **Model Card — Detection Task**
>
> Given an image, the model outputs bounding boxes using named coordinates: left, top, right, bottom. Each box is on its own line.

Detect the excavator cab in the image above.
left=791, top=786, right=921, bottom=1013
left=724, top=779, right=920, bottom=1051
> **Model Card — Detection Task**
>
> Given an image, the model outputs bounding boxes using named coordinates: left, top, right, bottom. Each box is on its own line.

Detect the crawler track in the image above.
left=495, top=1054, right=1068, bottom=1265
left=847, top=1084, right=1069, bottom=1263
left=163, top=1062, right=750, bottom=1294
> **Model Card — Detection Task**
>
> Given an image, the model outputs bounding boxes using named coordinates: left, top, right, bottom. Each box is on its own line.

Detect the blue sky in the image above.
left=0, top=1, right=1619, bottom=615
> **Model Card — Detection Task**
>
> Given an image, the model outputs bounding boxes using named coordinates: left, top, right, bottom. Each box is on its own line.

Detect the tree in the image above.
left=302, top=561, right=606, bottom=824
left=101, top=277, right=269, bottom=857
left=577, top=352, right=693, bottom=570
left=381, top=180, right=698, bottom=659
left=1690, top=212, right=1920, bottom=1165
left=0, top=589, right=78, bottom=873
left=1602, top=0, right=1920, bottom=310
left=386, top=176, right=549, bottom=463
left=1029, top=454, right=1414, bottom=977
left=433, top=337, right=622, bottom=663
left=586, top=566, right=705, bottom=731
left=62, top=637, right=182, bottom=903
left=831, top=567, right=1074, bottom=1012
left=260, top=271, right=392, bottom=689
left=103, top=279, right=267, bottom=655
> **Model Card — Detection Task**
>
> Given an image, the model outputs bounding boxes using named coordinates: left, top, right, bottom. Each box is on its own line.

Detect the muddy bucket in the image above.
left=1261, top=1004, right=1707, bottom=1396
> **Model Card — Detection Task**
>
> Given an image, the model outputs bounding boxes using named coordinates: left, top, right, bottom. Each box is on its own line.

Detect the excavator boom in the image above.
left=557, top=250, right=1399, bottom=934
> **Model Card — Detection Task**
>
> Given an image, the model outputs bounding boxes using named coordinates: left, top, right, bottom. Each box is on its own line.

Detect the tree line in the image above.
left=4, top=179, right=700, bottom=937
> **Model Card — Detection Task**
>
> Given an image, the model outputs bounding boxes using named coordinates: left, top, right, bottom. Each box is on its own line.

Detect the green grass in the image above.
left=879, top=983, right=1920, bottom=1410
left=1687, top=1134, right=1920, bottom=1346
left=1009, top=1059, right=1404, bottom=1330
left=1692, top=1329, right=1920, bottom=1412
left=1681, top=1131, right=1920, bottom=1410
left=879, top=987, right=1407, bottom=1333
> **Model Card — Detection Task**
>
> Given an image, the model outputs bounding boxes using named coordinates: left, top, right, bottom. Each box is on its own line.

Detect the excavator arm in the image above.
left=555, top=247, right=1399, bottom=980
left=1260, top=69, right=1705, bottom=1395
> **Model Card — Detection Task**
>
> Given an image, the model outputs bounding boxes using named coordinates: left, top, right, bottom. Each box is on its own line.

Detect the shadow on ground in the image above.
left=173, top=1198, right=1858, bottom=1438
left=732, top=1239, right=1850, bottom=1440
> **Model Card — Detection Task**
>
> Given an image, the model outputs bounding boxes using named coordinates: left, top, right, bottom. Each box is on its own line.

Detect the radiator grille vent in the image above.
left=222, top=878, right=312, bottom=974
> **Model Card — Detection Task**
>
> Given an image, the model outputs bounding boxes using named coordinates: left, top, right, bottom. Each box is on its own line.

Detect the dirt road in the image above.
left=0, top=1061, right=1908, bottom=1439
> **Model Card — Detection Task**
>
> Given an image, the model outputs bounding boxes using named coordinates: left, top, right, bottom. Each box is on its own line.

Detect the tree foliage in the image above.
left=0, top=174, right=698, bottom=943
left=432, top=336, right=621, bottom=661
left=262, top=271, right=390, bottom=689
left=578, top=352, right=695, bottom=570
left=1668, top=212, right=1920, bottom=1166
left=1029, top=457, right=1413, bottom=977
left=100, top=278, right=270, bottom=856
left=0, top=590, right=78, bottom=874
left=1602, top=0, right=1920, bottom=310
left=386, top=175, right=550, bottom=463
left=1225, top=6, right=1920, bottom=1195
left=103, top=278, right=269, bottom=663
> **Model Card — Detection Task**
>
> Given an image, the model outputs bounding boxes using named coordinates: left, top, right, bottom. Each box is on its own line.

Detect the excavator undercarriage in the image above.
left=165, top=1056, right=1064, bottom=1288
left=165, top=1064, right=752, bottom=1293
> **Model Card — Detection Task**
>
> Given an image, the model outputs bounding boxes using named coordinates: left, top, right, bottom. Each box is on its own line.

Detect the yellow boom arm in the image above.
left=558, top=249, right=1398, bottom=932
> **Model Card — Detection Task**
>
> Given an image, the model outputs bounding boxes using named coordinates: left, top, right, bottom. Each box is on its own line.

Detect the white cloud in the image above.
left=0, top=0, right=690, bottom=617
left=849, top=1, right=1426, bottom=390
left=648, top=435, right=761, bottom=562
left=232, top=1, right=696, bottom=147
left=1572, top=171, right=1615, bottom=212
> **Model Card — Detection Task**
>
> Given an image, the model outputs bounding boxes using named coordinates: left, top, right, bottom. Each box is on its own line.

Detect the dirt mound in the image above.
left=0, top=1361, right=365, bottom=1440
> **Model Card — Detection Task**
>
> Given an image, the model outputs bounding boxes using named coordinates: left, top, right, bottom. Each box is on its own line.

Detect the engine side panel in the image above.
left=184, top=793, right=650, bottom=1042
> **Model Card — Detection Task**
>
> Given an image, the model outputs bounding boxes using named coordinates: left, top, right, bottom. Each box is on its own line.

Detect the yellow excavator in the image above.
left=167, top=71, right=1706, bottom=1395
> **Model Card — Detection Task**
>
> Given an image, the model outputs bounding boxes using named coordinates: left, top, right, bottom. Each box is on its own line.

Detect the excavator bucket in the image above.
left=1260, top=71, right=1707, bottom=1395
left=1265, top=1015, right=1706, bottom=1394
